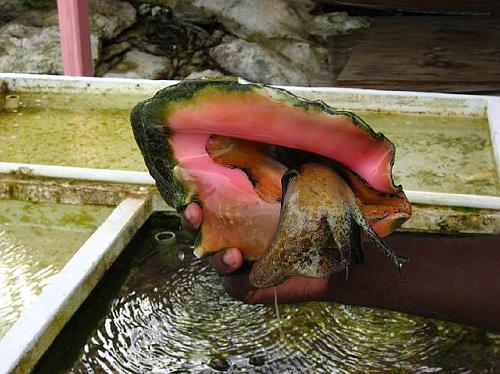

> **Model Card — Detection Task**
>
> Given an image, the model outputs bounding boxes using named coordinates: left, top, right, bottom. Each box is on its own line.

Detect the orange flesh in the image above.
left=344, top=169, right=412, bottom=237
left=206, top=136, right=285, bottom=203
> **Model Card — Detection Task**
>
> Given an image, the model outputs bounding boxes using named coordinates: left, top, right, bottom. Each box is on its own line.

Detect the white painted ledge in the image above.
left=487, top=96, right=500, bottom=178
left=0, top=73, right=491, bottom=116
left=0, top=196, right=153, bottom=374
left=0, top=162, right=155, bottom=185
left=405, top=190, right=500, bottom=210
left=1, top=162, right=499, bottom=210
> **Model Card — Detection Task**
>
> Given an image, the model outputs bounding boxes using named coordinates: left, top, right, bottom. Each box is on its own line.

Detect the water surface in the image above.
left=0, top=91, right=497, bottom=195
left=35, top=213, right=499, bottom=373
left=0, top=92, right=148, bottom=171
left=360, top=111, right=498, bottom=196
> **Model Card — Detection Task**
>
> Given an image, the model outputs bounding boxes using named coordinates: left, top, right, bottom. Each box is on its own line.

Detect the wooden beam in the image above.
left=56, top=0, right=93, bottom=76
left=336, top=17, right=500, bottom=92
left=316, top=1, right=500, bottom=14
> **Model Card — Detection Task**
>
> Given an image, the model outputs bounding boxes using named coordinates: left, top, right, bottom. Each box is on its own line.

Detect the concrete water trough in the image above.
left=0, top=74, right=499, bottom=373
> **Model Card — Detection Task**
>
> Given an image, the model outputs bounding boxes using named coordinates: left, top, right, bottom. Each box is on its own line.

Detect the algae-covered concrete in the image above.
left=0, top=200, right=112, bottom=338
left=360, top=111, right=498, bottom=196
left=1, top=90, right=497, bottom=196
left=0, top=91, right=148, bottom=171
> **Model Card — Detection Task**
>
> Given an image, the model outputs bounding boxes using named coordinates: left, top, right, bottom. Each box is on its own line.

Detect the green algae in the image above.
left=358, top=111, right=498, bottom=196
left=0, top=90, right=497, bottom=196
left=0, top=91, right=149, bottom=171
left=0, top=200, right=113, bottom=338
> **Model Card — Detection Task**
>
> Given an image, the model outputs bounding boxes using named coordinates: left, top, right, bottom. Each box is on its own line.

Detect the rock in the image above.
left=267, top=40, right=328, bottom=80
left=141, top=0, right=368, bottom=42
left=141, top=42, right=166, bottom=56
left=138, top=3, right=152, bottom=16
left=0, top=0, right=21, bottom=12
left=0, top=0, right=22, bottom=26
left=115, top=26, right=145, bottom=45
left=201, top=0, right=307, bottom=41
left=287, top=0, right=316, bottom=21
left=204, top=29, right=225, bottom=47
left=310, top=12, right=370, bottom=39
left=103, top=49, right=173, bottom=79
left=190, top=50, right=204, bottom=65
left=138, top=0, right=214, bottom=24
left=210, top=38, right=329, bottom=86
left=185, top=69, right=224, bottom=79
left=89, top=0, right=137, bottom=40
left=151, top=5, right=163, bottom=17
left=339, top=15, right=371, bottom=33
left=171, top=48, right=213, bottom=78
left=221, top=34, right=236, bottom=43
left=13, top=9, right=59, bottom=28
left=101, top=41, right=130, bottom=62
left=95, top=55, right=123, bottom=77
left=140, top=0, right=308, bottom=41
left=13, top=0, right=136, bottom=40
left=95, top=61, right=110, bottom=77
left=0, top=0, right=134, bottom=75
left=0, top=22, right=99, bottom=74
left=211, top=29, right=225, bottom=40
left=210, top=39, right=309, bottom=86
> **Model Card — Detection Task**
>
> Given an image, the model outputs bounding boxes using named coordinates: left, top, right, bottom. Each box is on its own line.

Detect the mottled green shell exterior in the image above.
left=130, top=77, right=398, bottom=210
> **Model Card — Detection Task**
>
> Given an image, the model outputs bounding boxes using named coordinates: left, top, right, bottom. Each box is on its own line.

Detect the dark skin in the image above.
left=182, top=203, right=500, bottom=332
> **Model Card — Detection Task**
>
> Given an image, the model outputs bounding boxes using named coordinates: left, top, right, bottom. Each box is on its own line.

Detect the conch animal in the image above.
left=131, top=78, right=411, bottom=287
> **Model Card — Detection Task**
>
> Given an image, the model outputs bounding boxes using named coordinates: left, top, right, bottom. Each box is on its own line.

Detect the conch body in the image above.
left=249, top=163, right=408, bottom=288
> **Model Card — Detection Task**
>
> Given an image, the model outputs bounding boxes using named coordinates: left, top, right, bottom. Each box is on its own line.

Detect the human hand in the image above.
left=211, top=248, right=333, bottom=304
left=180, top=203, right=332, bottom=304
left=180, top=206, right=500, bottom=330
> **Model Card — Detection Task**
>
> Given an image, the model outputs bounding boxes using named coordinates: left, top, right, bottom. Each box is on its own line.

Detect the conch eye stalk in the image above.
left=131, top=78, right=411, bottom=287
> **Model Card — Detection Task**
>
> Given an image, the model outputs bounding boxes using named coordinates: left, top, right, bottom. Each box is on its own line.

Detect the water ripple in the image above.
left=71, top=232, right=499, bottom=373
left=0, top=228, right=61, bottom=337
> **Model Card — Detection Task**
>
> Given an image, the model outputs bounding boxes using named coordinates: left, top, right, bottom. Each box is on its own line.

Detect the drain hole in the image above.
left=155, top=231, right=176, bottom=244
left=4, top=94, right=20, bottom=112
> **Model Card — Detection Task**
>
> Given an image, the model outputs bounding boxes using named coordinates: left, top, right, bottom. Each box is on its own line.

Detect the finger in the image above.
left=219, top=268, right=332, bottom=304
left=220, top=272, right=278, bottom=304
left=181, top=203, right=202, bottom=230
left=212, top=248, right=244, bottom=275
left=244, top=276, right=332, bottom=304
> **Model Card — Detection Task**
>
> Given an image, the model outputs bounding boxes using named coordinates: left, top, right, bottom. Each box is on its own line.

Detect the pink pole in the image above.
left=56, top=0, right=93, bottom=76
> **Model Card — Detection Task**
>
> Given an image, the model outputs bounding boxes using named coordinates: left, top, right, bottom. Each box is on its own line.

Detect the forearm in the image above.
left=329, top=234, right=500, bottom=331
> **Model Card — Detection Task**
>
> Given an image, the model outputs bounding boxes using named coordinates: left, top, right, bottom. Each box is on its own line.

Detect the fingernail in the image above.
left=184, top=205, right=193, bottom=221
left=222, top=249, right=233, bottom=267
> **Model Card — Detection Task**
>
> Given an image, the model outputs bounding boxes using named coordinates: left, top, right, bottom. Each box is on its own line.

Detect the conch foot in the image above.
left=249, top=163, right=408, bottom=288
